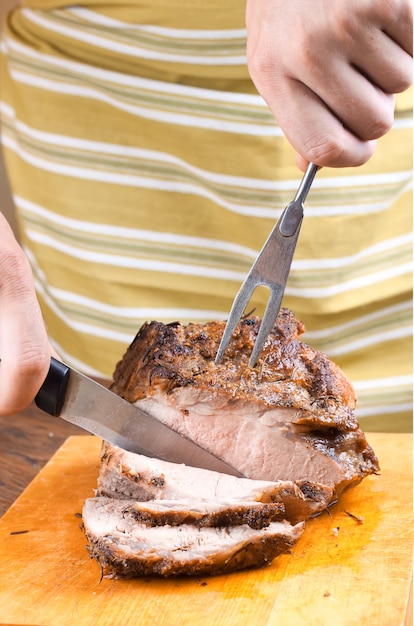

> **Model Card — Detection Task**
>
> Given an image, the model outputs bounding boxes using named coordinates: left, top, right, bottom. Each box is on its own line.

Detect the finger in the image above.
left=288, top=45, right=396, bottom=143
left=296, top=154, right=319, bottom=173
left=0, top=216, right=51, bottom=414
left=295, top=154, right=308, bottom=172
left=264, top=78, right=378, bottom=167
left=314, top=66, right=395, bottom=143
left=351, top=29, right=413, bottom=95
left=383, top=1, right=413, bottom=56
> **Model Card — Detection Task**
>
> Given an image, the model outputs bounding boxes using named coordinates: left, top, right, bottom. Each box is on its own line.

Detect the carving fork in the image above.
left=215, top=162, right=318, bottom=367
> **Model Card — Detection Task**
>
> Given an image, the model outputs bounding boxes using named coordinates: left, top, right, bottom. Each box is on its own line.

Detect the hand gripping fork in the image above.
left=215, top=162, right=318, bottom=368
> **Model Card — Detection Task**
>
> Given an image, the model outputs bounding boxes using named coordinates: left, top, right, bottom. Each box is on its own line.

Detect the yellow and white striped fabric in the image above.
left=0, top=1, right=412, bottom=431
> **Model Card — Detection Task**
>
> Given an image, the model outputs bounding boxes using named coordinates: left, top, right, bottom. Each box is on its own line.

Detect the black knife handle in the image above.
left=35, top=357, right=70, bottom=417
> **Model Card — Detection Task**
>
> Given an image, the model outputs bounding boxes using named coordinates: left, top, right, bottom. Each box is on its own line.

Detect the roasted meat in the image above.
left=83, top=310, right=379, bottom=578
left=110, top=310, right=379, bottom=498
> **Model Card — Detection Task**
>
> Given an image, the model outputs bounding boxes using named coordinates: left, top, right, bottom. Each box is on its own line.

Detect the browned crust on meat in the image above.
left=110, top=500, right=285, bottom=529
left=110, top=310, right=358, bottom=432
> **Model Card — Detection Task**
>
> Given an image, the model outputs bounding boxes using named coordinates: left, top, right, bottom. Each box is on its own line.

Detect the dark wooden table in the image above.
left=0, top=404, right=87, bottom=516
left=0, top=383, right=113, bottom=516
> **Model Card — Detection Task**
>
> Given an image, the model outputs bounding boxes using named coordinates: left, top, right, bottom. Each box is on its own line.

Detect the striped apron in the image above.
left=0, top=1, right=412, bottom=430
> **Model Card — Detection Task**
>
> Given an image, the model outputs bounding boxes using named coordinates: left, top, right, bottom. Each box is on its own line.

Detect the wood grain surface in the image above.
left=0, top=379, right=109, bottom=516
left=0, top=432, right=412, bottom=626
left=0, top=405, right=85, bottom=515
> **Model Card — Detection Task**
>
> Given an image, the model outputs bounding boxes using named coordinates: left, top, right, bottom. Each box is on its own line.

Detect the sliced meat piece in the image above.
left=82, top=497, right=305, bottom=578
left=110, top=311, right=379, bottom=500
left=98, top=442, right=334, bottom=524
left=87, top=496, right=285, bottom=529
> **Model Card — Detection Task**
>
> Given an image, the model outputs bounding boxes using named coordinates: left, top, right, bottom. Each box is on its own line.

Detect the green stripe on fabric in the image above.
left=2, top=118, right=411, bottom=212
left=6, top=53, right=273, bottom=124
left=53, top=9, right=248, bottom=55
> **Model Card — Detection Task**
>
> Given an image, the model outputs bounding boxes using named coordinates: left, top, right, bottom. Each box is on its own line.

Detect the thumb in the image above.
left=0, top=213, right=51, bottom=415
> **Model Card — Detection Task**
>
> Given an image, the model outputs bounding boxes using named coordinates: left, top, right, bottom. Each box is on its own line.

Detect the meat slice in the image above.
left=110, top=310, right=379, bottom=502
left=97, top=442, right=334, bottom=524
left=82, top=497, right=305, bottom=578
left=88, top=496, right=285, bottom=529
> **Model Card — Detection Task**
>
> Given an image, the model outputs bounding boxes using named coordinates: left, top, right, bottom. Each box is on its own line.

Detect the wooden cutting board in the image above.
left=0, top=433, right=412, bottom=626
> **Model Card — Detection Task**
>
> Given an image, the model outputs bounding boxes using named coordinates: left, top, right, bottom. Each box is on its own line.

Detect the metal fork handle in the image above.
left=279, top=162, right=318, bottom=236
left=294, top=162, right=318, bottom=204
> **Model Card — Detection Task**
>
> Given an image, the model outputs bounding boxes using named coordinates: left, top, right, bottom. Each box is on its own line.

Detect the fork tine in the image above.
left=248, top=288, right=284, bottom=367
left=215, top=274, right=257, bottom=364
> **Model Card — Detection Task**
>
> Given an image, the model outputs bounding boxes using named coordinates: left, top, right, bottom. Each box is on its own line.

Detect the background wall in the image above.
left=0, top=0, right=20, bottom=236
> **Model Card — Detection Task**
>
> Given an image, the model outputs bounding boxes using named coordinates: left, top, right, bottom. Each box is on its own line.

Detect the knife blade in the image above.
left=35, top=357, right=243, bottom=477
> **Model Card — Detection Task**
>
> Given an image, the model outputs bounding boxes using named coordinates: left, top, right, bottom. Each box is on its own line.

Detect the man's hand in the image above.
left=246, top=0, right=413, bottom=169
left=0, top=213, right=52, bottom=414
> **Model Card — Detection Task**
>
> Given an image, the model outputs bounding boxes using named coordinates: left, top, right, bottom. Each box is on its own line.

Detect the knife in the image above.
left=35, top=357, right=243, bottom=477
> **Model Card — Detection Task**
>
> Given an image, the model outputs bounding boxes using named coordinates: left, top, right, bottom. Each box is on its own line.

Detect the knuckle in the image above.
left=360, top=108, right=394, bottom=140
left=301, top=133, right=376, bottom=168
left=247, top=44, right=275, bottom=87
left=391, top=72, right=413, bottom=94
left=377, top=58, right=412, bottom=95
left=17, top=344, right=50, bottom=380
left=383, top=0, right=412, bottom=22
left=287, top=36, right=317, bottom=70
left=302, top=135, right=345, bottom=167
left=0, top=245, right=32, bottom=297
